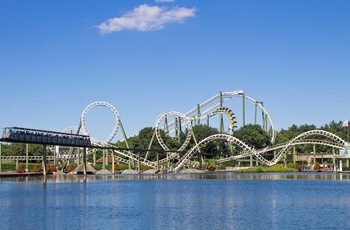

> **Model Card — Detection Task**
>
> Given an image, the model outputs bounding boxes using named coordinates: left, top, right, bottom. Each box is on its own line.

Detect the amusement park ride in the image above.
left=1, top=90, right=349, bottom=174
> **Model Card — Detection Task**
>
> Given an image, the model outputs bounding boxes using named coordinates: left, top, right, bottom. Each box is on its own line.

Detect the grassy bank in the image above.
left=235, top=164, right=298, bottom=173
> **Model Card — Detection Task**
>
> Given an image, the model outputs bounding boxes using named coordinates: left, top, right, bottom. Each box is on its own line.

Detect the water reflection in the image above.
left=1, top=172, right=350, bottom=183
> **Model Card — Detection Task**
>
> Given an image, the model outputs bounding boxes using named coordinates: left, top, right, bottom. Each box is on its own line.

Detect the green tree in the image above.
left=233, top=124, right=271, bottom=149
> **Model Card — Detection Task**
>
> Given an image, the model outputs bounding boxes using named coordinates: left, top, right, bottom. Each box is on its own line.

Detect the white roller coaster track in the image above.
left=174, top=133, right=254, bottom=172
left=177, top=130, right=346, bottom=171
left=161, top=90, right=276, bottom=144
left=217, top=139, right=345, bottom=163
left=81, top=101, right=120, bottom=143
left=155, top=111, right=192, bottom=152
left=93, top=140, right=157, bottom=168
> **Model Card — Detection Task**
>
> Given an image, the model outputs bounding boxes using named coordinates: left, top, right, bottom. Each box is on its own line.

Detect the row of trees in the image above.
left=1, top=120, right=348, bottom=162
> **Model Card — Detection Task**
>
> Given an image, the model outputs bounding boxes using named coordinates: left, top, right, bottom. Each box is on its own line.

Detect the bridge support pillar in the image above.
left=43, top=145, right=47, bottom=176
left=83, top=147, right=87, bottom=176
left=112, top=149, right=115, bottom=175
left=102, top=150, right=106, bottom=170
left=53, top=145, right=56, bottom=166
left=93, top=152, right=96, bottom=166
left=26, top=144, right=29, bottom=172
left=339, top=160, right=343, bottom=171
left=77, top=147, right=80, bottom=165
left=313, top=145, right=316, bottom=164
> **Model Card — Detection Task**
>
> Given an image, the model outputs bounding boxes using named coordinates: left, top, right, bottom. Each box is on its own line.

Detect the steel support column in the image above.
left=293, top=146, right=296, bottom=164
left=103, top=150, right=105, bottom=170
left=250, top=153, right=253, bottom=168
left=333, top=148, right=336, bottom=170
left=254, top=102, right=257, bottom=125
left=219, top=91, right=224, bottom=133
left=112, top=149, right=115, bottom=175
left=242, top=92, right=245, bottom=127
left=197, top=104, right=201, bottom=125
left=26, top=144, right=29, bottom=172
left=77, top=147, right=80, bottom=165
left=83, top=147, right=87, bottom=176
left=313, top=144, right=316, bottom=164
left=43, top=145, right=47, bottom=176
left=53, top=145, right=56, bottom=166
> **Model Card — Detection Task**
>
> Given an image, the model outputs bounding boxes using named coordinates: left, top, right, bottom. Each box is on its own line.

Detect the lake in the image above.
left=1, top=172, right=350, bottom=230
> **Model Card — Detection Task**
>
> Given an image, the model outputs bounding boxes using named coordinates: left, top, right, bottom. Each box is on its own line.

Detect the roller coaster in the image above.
left=56, top=90, right=349, bottom=172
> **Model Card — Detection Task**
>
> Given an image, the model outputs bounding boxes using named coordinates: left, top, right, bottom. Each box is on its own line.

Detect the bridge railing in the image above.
left=1, top=156, right=56, bottom=161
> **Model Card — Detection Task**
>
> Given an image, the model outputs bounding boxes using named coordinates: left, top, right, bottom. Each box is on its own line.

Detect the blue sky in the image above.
left=1, top=0, right=349, bottom=142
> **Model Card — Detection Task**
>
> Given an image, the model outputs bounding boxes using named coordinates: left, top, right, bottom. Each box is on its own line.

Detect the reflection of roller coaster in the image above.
left=64, top=90, right=348, bottom=172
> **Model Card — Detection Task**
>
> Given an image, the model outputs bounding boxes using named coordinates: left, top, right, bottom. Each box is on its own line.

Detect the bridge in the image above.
left=1, top=126, right=91, bottom=175
left=1, top=90, right=349, bottom=174
left=2, top=126, right=91, bottom=147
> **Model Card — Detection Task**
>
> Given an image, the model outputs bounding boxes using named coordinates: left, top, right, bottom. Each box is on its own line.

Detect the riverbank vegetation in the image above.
left=234, top=164, right=298, bottom=173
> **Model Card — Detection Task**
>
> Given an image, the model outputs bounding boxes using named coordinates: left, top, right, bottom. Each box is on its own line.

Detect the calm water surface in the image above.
left=1, top=172, right=350, bottom=230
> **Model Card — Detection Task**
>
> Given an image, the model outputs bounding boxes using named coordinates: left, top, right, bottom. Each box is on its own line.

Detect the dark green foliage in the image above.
left=233, top=124, right=271, bottom=149
left=1, top=143, right=45, bottom=156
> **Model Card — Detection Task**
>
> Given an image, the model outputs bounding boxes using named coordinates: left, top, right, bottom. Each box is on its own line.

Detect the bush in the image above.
left=313, top=162, right=321, bottom=170
left=33, top=164, right=42, bottom=172
left=16, top=163, right=25, bottom=173
left=46, top=164, right=57, bottom=173
left=115, top=164, right=121, bottom=171
left=208, top=163, right=216, bottom=171
left=294, top=163, right=302, bottom=171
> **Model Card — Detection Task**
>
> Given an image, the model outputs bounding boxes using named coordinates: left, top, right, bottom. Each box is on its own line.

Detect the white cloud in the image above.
left=97, top=4, right=196, bottom=34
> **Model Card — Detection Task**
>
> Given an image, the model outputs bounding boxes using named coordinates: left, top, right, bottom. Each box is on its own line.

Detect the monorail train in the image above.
left=2, top=127, right=91, bottom=146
